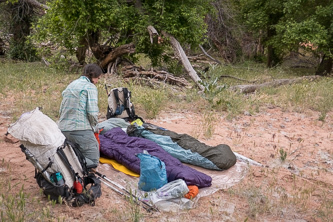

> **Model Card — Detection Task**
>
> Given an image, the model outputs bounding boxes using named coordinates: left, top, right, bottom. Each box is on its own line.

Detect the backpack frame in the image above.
left=8, top=108, right=102, bottom=207
left=21, top=140, right=102, bottom=207
left=106, top=87, right=141, bottom=122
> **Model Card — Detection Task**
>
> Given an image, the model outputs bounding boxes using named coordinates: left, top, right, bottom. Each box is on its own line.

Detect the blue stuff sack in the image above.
left=137, top=152, right=168, bottom=192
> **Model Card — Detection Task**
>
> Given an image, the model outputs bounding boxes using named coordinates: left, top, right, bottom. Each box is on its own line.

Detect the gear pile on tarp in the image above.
left=96, top=117, right=249, bottom=212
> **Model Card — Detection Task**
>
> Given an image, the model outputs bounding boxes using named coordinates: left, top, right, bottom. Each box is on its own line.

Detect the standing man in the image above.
left=58, top=64, right=103, bottom=169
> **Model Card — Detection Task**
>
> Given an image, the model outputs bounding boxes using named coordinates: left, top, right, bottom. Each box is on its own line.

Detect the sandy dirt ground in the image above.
left=1, top=105, right=333, bottom=221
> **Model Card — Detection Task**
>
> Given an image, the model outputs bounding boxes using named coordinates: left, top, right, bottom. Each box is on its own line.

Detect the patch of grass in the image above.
left=202, top=111, right=217, bottom=139
left=0, top=160, right=61, bottom=221
left=133, top=85, right=168, bottom=119
left=224, top=166, right=333, bottom=221
left=279, top=148, right=287, bottom=162
left=126, top=190, right=143, bottom=222
left=0, top=61, right=73, bottom=120
left=316, top=191, right=333, bottom=221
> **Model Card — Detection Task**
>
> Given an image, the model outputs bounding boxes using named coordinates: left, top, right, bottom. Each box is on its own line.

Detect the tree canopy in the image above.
left=32, top=0, right=212, bottom=68
left=239, top=0, right=333, bottom=74
left=1, top=0, right=332, bottom=75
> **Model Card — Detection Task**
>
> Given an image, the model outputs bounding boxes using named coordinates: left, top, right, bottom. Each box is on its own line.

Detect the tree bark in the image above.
left=315, top=54, right=333, bottom=76
left=161, top=31, right=204, bottom=91
left=76, top=37, right=88, bottom=65
left=0, top=37, right=5, bottom=55
left=99, top=43, right=135, bottom=70
left=266, top=18, right=281, bottom=68
left=25, top=0, right=49, bottom=10
left=87, top=30, right=105, bottom=61
left=147, top=25, right=159, bottom=44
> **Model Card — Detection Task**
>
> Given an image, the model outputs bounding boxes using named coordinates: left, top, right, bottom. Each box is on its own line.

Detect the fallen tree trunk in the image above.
left=161, top=31, right=205, bottom=91
left=121, top=65, right=190, bottom=88
left=230, top=75, right=321, bottom=94
left=100, top=43, right=135, bottom=70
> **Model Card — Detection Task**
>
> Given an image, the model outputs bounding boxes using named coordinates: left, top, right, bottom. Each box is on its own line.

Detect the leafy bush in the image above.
left=8, top=40, right=39, bottom=62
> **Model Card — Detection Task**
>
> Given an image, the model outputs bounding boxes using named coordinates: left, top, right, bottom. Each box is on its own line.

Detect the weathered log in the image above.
left=147, top=26, right=159, bottom=44
left=220, top=75, right=255, bottom=83
left=230, top=75, right=321, bottom=94
left=161, top=31, right=205, bottom=91
left=124, top=77, right=166, bottom=88
left=121, top=65, right=190, bottom=87
left=100, top=43, right=135, bottom=70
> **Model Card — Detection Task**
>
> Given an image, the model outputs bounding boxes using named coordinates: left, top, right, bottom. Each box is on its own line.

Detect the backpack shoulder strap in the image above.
left=65, top=140, right=88, bottom=175
left=56, top=146, right=77, bottom=181
left=122, top=88, right=129, bottom=109
left=113, top=89, right=120, bottom=106
left=122, top=88, right=136, bottom=119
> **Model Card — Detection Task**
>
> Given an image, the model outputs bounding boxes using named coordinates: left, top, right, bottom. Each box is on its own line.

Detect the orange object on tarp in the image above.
left=94, top=129, right=103, bottom=151
left=99, top=157, right=139, bottom=177
left=184, top=185, right=199, bottom=199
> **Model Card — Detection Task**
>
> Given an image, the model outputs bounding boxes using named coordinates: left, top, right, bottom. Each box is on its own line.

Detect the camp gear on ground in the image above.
left=95, top=171, right=159, bottom=212
left=127, top=125, right=221, bottom=170
left=137, top=151, right=168, bottom=192
left=20, top=145, right=52, bottom=184
left=7, top=108, right=102, bottom=207
left=62, top=130, right=99, bottom=168
left=99, top=127, right=212, bottom=188
left=184, top=185, right=199, bottom=199
left=234, top=152, right=263, bottom=166
left=99, top=157, right=139, bottom=177
left=147, top=179, right=194, bottom=212
left=148, top=179, right=189, bottom=204
left=96, top=118, right=130, bottom=135
left=144, top=123, right=237, bottom=170
left=131, top=118, right=144, bottom=126
left=50, top=172, right=65, bottom=186
left=106, top=87, right=136, bottom=121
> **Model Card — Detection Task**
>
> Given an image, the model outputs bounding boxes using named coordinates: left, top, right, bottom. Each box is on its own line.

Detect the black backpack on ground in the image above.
left=7, top=108, right=101, bottom=207
left=21, top=140, right=102, bottom=207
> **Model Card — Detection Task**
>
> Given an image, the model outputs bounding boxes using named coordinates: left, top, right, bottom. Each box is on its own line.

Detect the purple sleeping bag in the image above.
left=100, top=127, right=212, bottom=188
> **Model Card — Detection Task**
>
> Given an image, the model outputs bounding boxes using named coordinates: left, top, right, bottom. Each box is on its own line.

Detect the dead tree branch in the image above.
left=161, top=30, right=204, bottom=91
left=25, top=0, right=49, bottom=10
left=121, top=65, right=190, bottom=88
left=147, top=25, right=159, bottom=44
left=100, top=43, right=135, bottom=70
left=219, top=75, right=256, bottom=83
left=199, top=44, right=221, bottom=65
left=230, top=75, right=321, bottom=94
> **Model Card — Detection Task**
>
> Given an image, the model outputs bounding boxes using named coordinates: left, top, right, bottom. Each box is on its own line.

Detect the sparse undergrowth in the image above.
left=224, top=166, right=333, bottom=221
left=2, top=59, right=333, bottom=122
left=0, top=159, right=64, bottom=222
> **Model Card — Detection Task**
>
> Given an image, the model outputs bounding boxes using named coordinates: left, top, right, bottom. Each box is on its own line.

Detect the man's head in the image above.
left=83, top=64, right=103, bottom=84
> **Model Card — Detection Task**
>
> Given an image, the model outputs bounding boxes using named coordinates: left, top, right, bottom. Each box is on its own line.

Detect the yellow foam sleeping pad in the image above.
left=99, top=157, right=139, bottom=177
